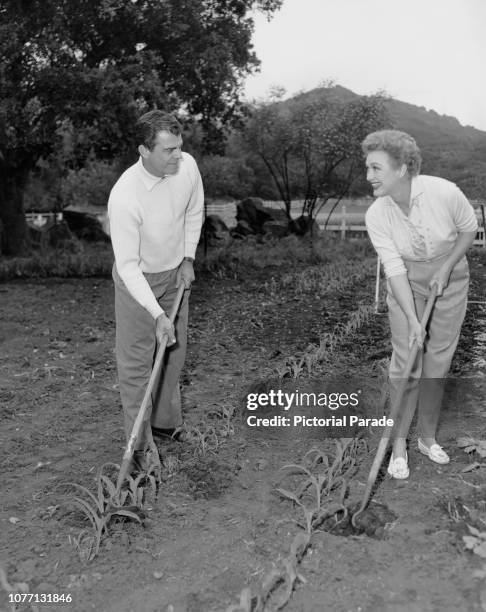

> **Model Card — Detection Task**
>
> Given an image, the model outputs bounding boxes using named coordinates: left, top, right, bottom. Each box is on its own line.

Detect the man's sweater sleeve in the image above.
left=184, top=159, right=204, bottom=259
left=365, top=204, right=407, bottom=278
left=108, top=191, right=164, bottom=320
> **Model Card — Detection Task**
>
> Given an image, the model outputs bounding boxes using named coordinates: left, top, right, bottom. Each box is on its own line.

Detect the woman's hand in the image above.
left=407, top=315, right=424, bottom=349
left=430, top=264, right=452, bottom=296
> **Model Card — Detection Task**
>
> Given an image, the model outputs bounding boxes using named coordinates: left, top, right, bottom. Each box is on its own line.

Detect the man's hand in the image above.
left=407, top=315, right=425, bottom=349
left=176, top=258, right=195, bottom=289
left=156, top=312, right=176, bottom=346
left=429, top=264, right=452, bottom=297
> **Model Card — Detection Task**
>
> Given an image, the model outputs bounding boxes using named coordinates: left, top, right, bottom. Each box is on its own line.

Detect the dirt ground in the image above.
left=1, top=243, right=486, bottom=612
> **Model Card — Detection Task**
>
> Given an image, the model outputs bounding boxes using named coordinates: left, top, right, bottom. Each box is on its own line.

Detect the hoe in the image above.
left=115, top=284, right=186, bottom=494
left=352, top=284, right=438, bottom=528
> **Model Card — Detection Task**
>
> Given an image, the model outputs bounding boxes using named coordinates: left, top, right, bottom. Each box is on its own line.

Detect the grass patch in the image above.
left=0, top=234, right=374, bottom=282
left=0, top=242, right=114, bottom=280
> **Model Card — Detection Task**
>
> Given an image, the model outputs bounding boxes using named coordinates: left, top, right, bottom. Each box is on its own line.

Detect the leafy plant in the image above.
left=463, top=525, right=486, bottom=558
left=457, top=436, right=486, bottom=458
left=64, top=460, right=157, bottom=562
left=226, top=438, right=365, bottom=612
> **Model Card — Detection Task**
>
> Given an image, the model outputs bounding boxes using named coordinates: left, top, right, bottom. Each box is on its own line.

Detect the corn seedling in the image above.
left=274, top=302, right=375, bottom=379
left=277, top=259, right=375, bottom=297
left=206, top=403, right=236, bottom=438
left=441, top=494, right=486, bottom=560
left=226, top=438, right=365, bottom=612
left=162, top=454, right=181, bottom=478
left=457, top=436, right=486, bottom=458
left=274, top=363, right=292, bottom=379
left=182, top=423, right=220, bottom=456
left=277, top=438, right=362, bottom=534
left=286, top=356, right=306, bottom=379
left=264, top=277, right=279, bottom=297
left=68, top=529, right=96, bottom=564
left=463, top=525, right=486, bottom=559
left=63, top=460, right=157, bottom=562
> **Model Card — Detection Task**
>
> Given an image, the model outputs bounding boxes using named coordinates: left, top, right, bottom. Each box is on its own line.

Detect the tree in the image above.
left=243, top=99, right=297, bottom=219
left=0, top=0, right=282, bottom=255
left=243, top=87, right=390, bottom=235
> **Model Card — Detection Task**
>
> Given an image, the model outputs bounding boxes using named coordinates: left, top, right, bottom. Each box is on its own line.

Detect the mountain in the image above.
left=291, top=85, right=486, bottom=200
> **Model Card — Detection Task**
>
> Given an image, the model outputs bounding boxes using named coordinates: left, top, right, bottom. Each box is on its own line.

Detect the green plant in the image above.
left=274, top=302, right=375, bottom=379
left=64, top=460, right=157, bottom=562
left=276, top=439, right=362, bottom=533
left=182, top=424, right=220, bottom=456
left=206, top=403, right=236, bottom=438
left=463, top=525, right=486, bottom=558
left=457, top=436, right=486, bottom=458
left=226, top=438, right=365, bottom=612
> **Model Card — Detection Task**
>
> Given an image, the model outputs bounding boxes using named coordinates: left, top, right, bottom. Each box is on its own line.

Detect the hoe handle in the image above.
left=116, top=283, right=186, bottom=492
left=352, top=284, right=438, bottom=526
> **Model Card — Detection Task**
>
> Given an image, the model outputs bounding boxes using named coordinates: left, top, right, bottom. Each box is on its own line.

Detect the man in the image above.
left=108, top=110, right=204, bottom=470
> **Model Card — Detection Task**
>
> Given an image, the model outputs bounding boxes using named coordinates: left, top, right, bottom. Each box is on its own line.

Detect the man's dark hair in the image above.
left=136, top=110, right=182, bottom=151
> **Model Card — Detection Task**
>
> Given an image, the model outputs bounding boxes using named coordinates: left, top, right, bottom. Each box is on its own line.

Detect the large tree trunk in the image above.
left=0, top=166, right=30, bottom=256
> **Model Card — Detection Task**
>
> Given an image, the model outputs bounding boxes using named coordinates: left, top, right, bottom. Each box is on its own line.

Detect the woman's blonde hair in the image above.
left=362, top=130, right=422, bottom=176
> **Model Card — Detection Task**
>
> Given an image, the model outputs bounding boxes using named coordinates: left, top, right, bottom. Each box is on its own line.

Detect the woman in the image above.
left=363, top=130, right=478, bottom=479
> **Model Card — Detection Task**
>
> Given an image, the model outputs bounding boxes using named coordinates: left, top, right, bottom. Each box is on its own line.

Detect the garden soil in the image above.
left=1, top=246, right=486, bottom=612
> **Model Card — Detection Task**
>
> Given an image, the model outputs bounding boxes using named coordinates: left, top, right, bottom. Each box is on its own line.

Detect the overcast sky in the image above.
left=244, top=0, right=486, bottom=131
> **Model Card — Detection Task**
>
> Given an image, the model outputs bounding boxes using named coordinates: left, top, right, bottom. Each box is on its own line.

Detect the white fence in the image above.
left=25, top=201, right=486, bottom=246
left=25, top=212, right=63, bottom=228
left=206, top=200, right=486, bottom=247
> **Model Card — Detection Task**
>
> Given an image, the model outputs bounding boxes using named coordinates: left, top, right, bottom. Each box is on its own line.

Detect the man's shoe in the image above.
left=418, top=439, right=450, bottom=464
left=151, top=426, right=182, bottom=441
left=387, top=452, right=409, bottom=479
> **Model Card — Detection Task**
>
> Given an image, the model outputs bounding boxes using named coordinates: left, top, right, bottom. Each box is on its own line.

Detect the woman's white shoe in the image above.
left=417, top=439, right=450, bottom=464
left=387, top=452, right=409, bottom=479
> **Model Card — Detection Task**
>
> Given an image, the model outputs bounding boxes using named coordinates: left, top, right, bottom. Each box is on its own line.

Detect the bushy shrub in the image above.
left=60, top=157, right=120, bottom=209
left=24, top=155, right=120, bottom=213
left=198, top=155, right=255, bottom=200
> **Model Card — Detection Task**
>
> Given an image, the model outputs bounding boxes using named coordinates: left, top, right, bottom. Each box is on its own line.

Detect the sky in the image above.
left=244, top=0, right=486, bottom=131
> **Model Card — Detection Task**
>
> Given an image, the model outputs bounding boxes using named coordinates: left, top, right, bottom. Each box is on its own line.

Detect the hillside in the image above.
left=290, top=85, right=486, bottom=199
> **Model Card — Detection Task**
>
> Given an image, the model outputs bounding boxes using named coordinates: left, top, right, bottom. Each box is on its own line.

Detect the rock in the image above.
left=233, top=198, right=290, bottom=238
left=265, top=207, right=288, bottom=223
left=236, top=198, right=273, bottom=234
left=288, top=215, right=320, bottom=236
left=230, top=219, right=254, bottom=239
left=201, top=214, right=230, bottom=246
left=262, top=220, right=288, bottom=238
left=63, top=208, right=110, bottom=242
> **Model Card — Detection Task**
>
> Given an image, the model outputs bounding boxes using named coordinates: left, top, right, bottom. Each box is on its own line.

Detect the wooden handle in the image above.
left=116, top=284, right=186, bottom=491
left=352, top=285, right=438, bottom=525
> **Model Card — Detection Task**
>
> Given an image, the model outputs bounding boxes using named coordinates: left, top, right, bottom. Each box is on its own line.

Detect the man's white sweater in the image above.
left=108, top=153, right=204, bottom=319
